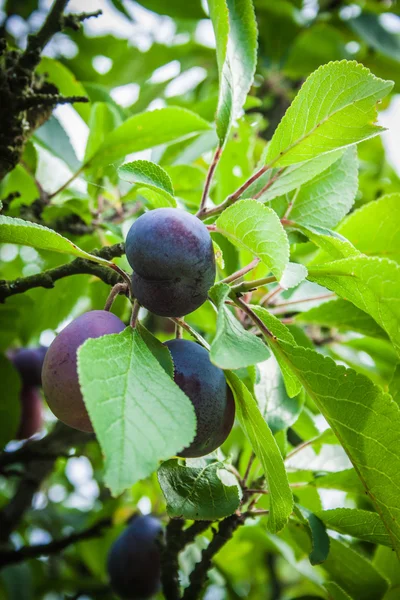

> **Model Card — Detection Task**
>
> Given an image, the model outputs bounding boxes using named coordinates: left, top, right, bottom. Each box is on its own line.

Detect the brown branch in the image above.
left=0, top=517, right=111, bottom=569
left=182, top=514, right=245, bottom=600
left=0, top=422, right=93, bottom=543
left=160, top=519, right=211, bottom=600
left=0, top=243, right=126, bottom=303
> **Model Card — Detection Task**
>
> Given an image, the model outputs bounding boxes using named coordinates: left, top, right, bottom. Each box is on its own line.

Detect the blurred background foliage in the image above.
left=1, top=1, right=400, bottom=598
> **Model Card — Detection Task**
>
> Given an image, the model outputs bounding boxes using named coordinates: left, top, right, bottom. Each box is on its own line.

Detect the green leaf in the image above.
left=313, top=469, right=365, bottom=495
left=0, top=216, right=115, bottom=268
left=209, top=283, right=270, bottom=369
left=0, top=356, right=21, bottom=449
left=295, top=224, right=359, bottom=260
left=118, top=160, right=176, bottom=208
left=35, top=116, right=80, bottom=172
left=216, top=200, right=289, bottom=280
left=36, top=57, right=90, bottom=122
left=289, top=147, right=358, bottom=229
left=208, top=0, right=258, bottom=145
left=289, top=524, right=388, bottom=600
left=349, top=12, right=400, bottom=62
left=226, top=370, right=293, bottom=533
left=324, top=581, right=359, bottom=600
left=250, top=305, right=302, bottom=397
left=335, top=193, right=400, bottom=263
left=297, top=299, right=387, bottom=339
left=280, top=262, right=308, bottom=290
left=0, top=165, right=39, bottom=211
left=308, top=256, right=400, bottom=356
left=317, top=508, right=392, bottom=547
left=137, top=0, right=205, bottom=18
left=86, top=107, right=211, bottom=169
left=254, top=356, right=304, bottom=434
left=294, top=505, right=330, bottom=565
left=84, top=102, right=122, bottom=164
left=158, top=457, right=242, bottom=520
left=390, top=365, right=400, bottom=408
left=244, top=150, right=345, bottom=202
left=77, top=327, right=196, bottom=495
left=275, top=339, right=400, bottom=558
left=266, top=60, right=393, bottom=167
left=136, top=323, right=174, bottom=378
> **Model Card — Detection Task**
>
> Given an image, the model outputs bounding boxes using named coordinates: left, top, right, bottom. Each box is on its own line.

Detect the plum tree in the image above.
left=16, top=386, right=43, bottom=440
left=107, top=515, right=162, bottom=600
left=125, top=208, right=215, bottom=317
left=42, top=310, right=125, bottom=433
left=11, top=346, right=47, bottom=387
left=165, top=339, right=235, bottom=457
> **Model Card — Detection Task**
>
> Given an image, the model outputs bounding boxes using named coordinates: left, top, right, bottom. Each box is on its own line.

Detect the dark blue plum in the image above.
left=107, top=515, right=162, bottom=599
left=165, top=339, right=235, bottom=458
left=11, top=346, right=47, bottom=387
left=42, top=310, right=125, bottom=432
left=16, top=385, right=43, bottom=440
left=125, top=208, right=215, bottom=317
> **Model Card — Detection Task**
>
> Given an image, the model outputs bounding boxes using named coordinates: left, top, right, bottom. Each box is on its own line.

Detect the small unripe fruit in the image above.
left=16, top=386, right=43, bottom=440
left=11, top=346, right=47, bottom=387
left=165, top=339, right=235, bottom=457
left=42, top=310, right=125, bottom=432
left=125, top=208, right=215, bottom=317
left=107, top=515, right=162, bottom=599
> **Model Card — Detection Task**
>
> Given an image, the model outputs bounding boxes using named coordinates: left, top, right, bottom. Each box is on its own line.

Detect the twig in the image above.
left=269, top=293, right=335, bottom=314
left=260, top=285, right=282, bottom=306
left=18, top=0, right=70, bottom=71
left=253, top=168, right=285, bottom=200
left=196, top=146, right=222, bottom=217
left=198, top=165, right=271, bottom=221
left=47, top=166, right=84, bottom=200
left=0, top=518, right=111, bottom=569
left=220, top=258, right=260, bottom=284
left=231, top=275, right=276, bottom=295
left=283, top=187, right=300, bottom=219
left=242, top=453, right=255, bottom=486
left=0, top=243, right=126, bottom=303
left=234, top=298, right=275, bottom=340
left=182, top=515, right=245, bottom=600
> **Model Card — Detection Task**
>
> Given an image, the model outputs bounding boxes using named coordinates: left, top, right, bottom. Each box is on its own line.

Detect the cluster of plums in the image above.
left=9, top=209, right=234, bottom=599
left=9, top=346, right=47, bottom=439
left=42, top=208, right=235, bottom=458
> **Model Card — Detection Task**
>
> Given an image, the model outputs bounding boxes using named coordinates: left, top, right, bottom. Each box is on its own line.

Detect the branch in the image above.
left=18, top=0, right=70, bottom=72
left=18, top=2, right=102, bottom=72
left=182, top=514, right=245, bottom=600
left=160, top=520, right=211, bottom=600
left=0, top=517, right=111, bottom=569
left=0, top=422, right=93, bottom=542
left=0, top=243, right=126, bottom=303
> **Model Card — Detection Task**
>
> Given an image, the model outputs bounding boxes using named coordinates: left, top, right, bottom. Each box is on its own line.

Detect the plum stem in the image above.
left=130, top=300, right=140, bottom=328
left=104, top=282, right=129, bottom=311
left=175, top=322, right=183, bottom=339
left=171, top=319, right=210, bottom=350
